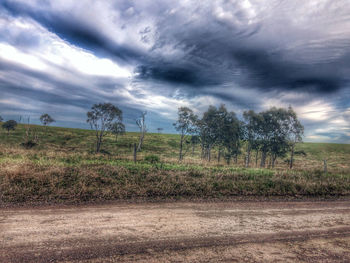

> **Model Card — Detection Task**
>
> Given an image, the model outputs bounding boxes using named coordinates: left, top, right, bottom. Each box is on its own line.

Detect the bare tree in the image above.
left=136, top=111, right=147, bottom=151
left=87, top=103, right=122, bottom=153
left=22, top=116, right=39, bottom=148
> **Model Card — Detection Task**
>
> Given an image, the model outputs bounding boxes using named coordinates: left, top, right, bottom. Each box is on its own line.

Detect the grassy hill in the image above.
left=1, top=124, right=350, bottom=205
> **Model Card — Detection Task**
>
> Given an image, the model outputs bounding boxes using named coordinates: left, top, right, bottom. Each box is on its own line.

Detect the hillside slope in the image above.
left=0, top=124, right=349, bottom=204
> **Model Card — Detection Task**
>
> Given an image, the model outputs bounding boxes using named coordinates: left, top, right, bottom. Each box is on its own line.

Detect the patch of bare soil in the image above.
left=1, top=201, right=350, bottom=262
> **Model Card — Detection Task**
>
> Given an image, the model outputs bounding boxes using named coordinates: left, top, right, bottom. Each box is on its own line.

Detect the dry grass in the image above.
left=1, top=147, right=350, bottom=204
left=0, top=124, right=349, bottom=204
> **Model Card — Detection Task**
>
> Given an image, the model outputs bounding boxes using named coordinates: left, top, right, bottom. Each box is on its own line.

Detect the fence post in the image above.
left=133, top=143, right=137, bottom=163
left=323, top=159, right=327, bottom=174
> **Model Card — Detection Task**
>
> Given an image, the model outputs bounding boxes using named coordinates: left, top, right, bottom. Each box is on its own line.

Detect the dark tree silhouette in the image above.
left=40, top=114, right=55, bottom=126
left=2, top=120, right=17, bottom=136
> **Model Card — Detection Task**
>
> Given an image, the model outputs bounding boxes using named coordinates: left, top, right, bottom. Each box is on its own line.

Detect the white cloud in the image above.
left=0, top=15, right=132, bottom=79
left=297, top=100, right=335, bottom=121
left=0, top=43, right=47, bottom=71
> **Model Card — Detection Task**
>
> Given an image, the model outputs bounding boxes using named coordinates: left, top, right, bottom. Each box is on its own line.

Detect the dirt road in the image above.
left=1, top=201, right=350, bottom=262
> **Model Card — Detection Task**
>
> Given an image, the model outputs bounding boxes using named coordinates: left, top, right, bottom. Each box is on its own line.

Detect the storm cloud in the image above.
left=0, top=0, right=349, bottom=142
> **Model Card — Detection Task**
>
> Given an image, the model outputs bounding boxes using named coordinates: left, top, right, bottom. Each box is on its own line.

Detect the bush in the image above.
left=188, top=169, right=204, bottom=177
left=144, top=154, right=160, bottom=164
left=295, top=150, right=307, bottom=156
left=21, top=140, right=37, bottom=149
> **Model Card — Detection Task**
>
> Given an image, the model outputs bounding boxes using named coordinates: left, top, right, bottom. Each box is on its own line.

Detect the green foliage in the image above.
left=144, top=154, right=160, bottom=164
left=21, top=140, right=37, bottom=149
left=174, top=107, right=198, bottom=160
left=2, top=120, right=17, bottom=135
left=40, top=114, right=55, bottom=126
left=110, top=121, right=125, bottom=140
left=87, top=103, right=123, bottom=153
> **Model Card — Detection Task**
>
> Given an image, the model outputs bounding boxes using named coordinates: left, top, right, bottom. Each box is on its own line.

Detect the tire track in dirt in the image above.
left=2, top=227, right=350, bottom=262
left=1, top=201, right=350, bottom=262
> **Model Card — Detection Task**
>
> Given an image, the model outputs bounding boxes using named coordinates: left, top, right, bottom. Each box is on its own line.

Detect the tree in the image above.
left=110, top=122, right=125, bottom=142
left=40, top=114, right=55, bottom=126
left=136, top=111, right=147, bottom=151
left=198, top=106, right=218, bottom=161
left=198, top=105, right=241, bottom=163
left=257, top=107, right=290, bottom=168
left=190, top=135, right=200, bottom=155
left=87, top=103, right=122, bottom=153
left=286, top=106, right=304, bottom=169
left=2, top=120, right=17, bottom=135
left=0, top=116, right=3, bottom=122
left=243, top=110, right=260, bottom=167
left=157, top=128, right=163, bottom=134
left=173, top=107, right=198, bottom=161
left=22, top=116, right=39, bottom=149
left=221, top=111, right=242, bottom=165
left=205, top=105, right=242, bottom=164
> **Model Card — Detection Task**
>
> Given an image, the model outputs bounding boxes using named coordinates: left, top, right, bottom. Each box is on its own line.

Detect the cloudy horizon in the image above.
left=0, top=0, right=349, bottom=143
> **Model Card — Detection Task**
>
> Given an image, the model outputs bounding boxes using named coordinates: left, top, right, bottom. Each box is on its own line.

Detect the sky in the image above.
left=0, top=0, right=349, bottom=143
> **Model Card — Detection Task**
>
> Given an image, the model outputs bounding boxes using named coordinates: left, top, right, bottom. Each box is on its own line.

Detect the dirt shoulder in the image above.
left=1, top=201, right=350, bottom=262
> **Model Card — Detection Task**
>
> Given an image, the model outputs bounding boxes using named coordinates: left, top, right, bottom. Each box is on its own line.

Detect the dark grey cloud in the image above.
left=0, top=0, right=349, bottom=141
left=2, top=0, right=350, bottom=94
left=0, top=0, right=145, bottom=63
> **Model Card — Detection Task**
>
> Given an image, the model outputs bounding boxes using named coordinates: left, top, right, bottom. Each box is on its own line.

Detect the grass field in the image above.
left=1, top=124, right=350, bottom=204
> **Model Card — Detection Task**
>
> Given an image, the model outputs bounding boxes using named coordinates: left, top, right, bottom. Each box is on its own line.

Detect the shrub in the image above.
left=188, top=169, right=204, bottom=177
left=144, top=154, right=160, bottom=164
left=21, top=140, right=37, bottom=149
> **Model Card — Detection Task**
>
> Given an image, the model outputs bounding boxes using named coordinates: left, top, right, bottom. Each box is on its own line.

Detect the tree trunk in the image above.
left=133, top=143, right=137, bottom=163
left=268, top=154, right=272, bottom=168
left=137, top=132, right=144, bottom=152
left=217, top=147, right=221, bottom=163
left=245, top=144, right=251, bottom=168
left=96, top=139, right=101, bottom=153
left=234, top=154, right=238, bottom=164
left=244, top=154, right=248, bottom=167
left=192, top=144, right=195, bottom=155
left=260, top=150, right=267, bottom=168
left=271, top=154, right=276, bottom=168
left=289, top=144, right=295, bottom=169
left=255, top=150, right=258, bottom=167
left=207, top=145, right=211, bottom=162
left=96, top=130, right=104, bottom=153
left=179, top=135, right=184, bottom=161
